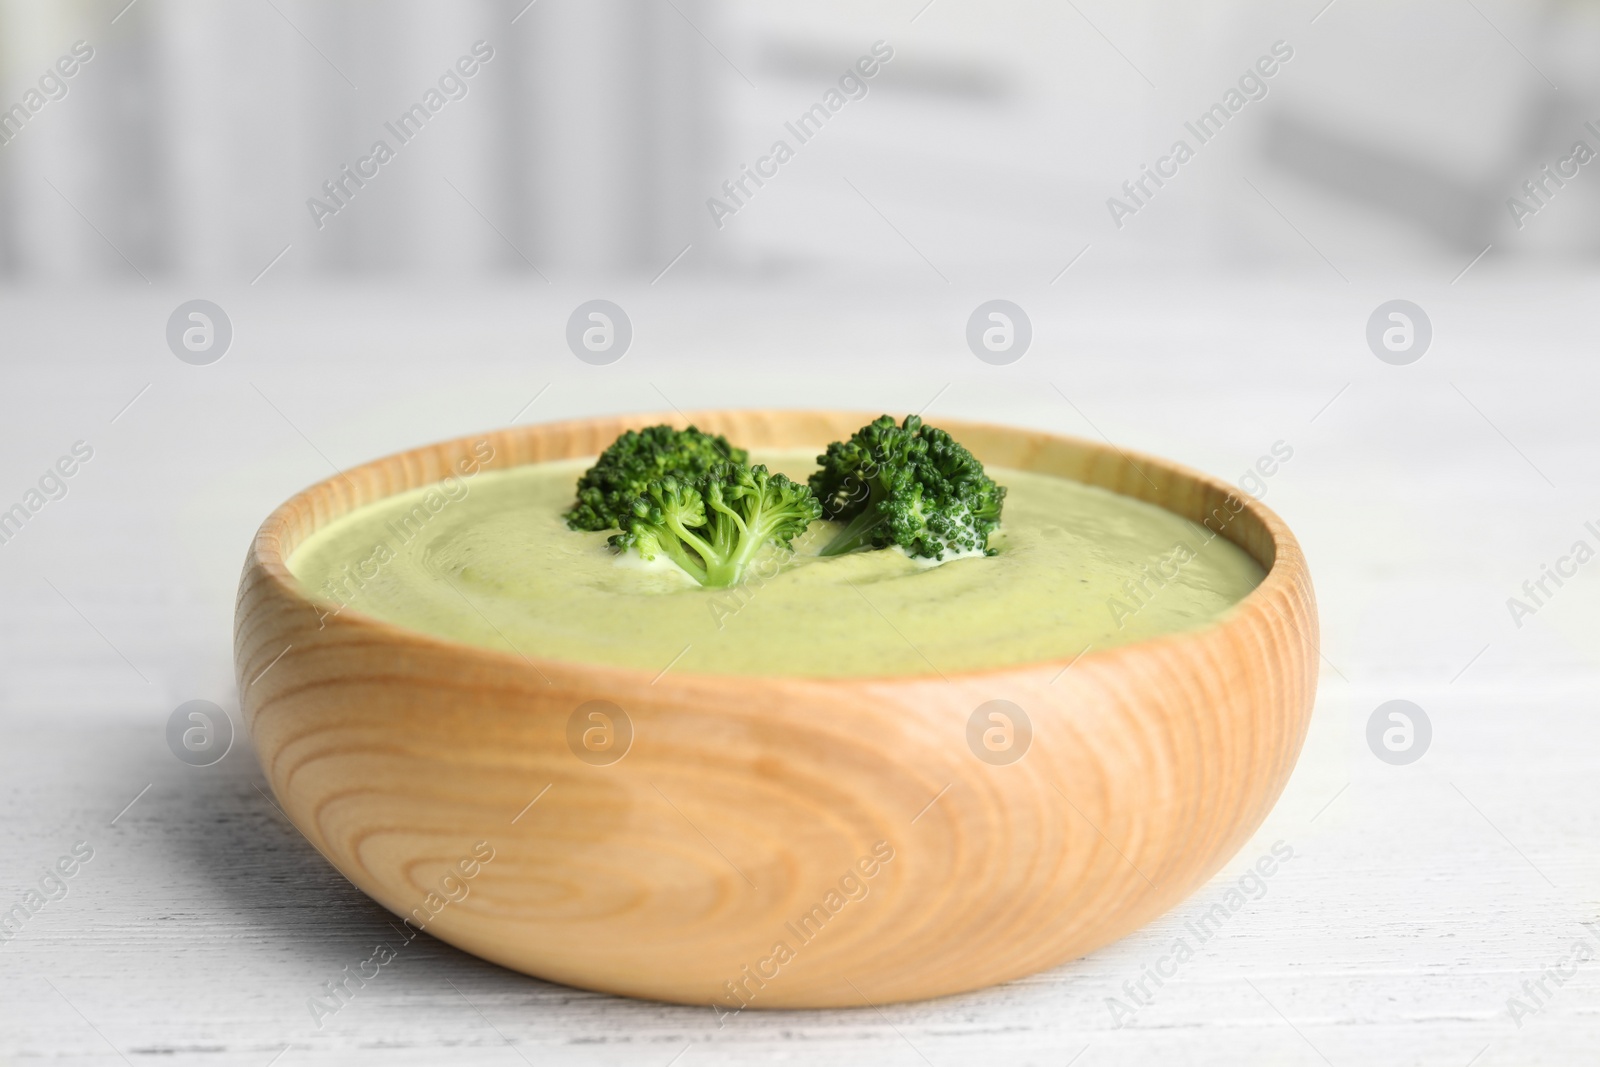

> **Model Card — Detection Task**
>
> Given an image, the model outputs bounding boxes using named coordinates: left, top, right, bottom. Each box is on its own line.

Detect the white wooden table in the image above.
left=2, top=270, right=1596, bottom=1064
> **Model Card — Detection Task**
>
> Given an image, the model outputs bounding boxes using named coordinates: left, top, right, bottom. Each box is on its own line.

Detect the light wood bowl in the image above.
left=235, top=410, right=1317, bottom=1010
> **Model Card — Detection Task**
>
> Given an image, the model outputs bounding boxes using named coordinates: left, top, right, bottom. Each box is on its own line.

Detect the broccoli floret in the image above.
left=610, top=463, right=822, bottom=587
left=810, top=414, right=1005, bottom=560
left=566, top=425, right=748, bottom=531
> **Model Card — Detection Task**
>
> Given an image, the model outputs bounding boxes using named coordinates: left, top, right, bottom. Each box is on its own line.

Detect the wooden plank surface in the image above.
left=1, top=274, right=1596, bottom=1064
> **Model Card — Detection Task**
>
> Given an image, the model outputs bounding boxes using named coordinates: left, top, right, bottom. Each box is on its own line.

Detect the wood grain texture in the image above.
left=233, top=410, right=1318, bottom=1010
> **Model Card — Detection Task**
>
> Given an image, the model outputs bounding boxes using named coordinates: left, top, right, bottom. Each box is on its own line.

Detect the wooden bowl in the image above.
left=235, top=410, right=1317, bottom=1010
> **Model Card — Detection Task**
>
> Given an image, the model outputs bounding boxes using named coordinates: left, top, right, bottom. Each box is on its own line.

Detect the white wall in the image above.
left=0, top=0, right=1593, bottom=282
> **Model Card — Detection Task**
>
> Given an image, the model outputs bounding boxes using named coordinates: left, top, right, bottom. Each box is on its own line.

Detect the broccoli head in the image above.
left=810, top=414, right=1005, bottom=560
left=610, top=463, right=822, bottom=587
left=566, top=424, right=748, bottom=531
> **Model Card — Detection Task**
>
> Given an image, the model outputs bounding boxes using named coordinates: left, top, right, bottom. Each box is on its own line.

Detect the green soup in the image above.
left=288, top=450, right=1264, bottom=678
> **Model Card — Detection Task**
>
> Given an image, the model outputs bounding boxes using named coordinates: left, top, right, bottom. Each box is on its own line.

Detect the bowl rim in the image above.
left=243, top=409, right=1308, bottom=687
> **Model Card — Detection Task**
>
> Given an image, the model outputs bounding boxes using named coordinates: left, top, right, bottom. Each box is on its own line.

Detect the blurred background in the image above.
left=1, top=0, right=1597, bottom=284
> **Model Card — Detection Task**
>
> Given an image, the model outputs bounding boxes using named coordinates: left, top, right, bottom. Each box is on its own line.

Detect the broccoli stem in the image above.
left=702, top=512, right=790, bottom=585
left=703, top=544, right=756, bottom=588
left=818, top=497, right=885, bottom=556
left=654, top=533, right=709, bottom=585
left=659, top=515, right=714, bottom=584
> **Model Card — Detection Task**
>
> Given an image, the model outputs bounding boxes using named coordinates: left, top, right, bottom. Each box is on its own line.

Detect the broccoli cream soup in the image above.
left=288, top=450, right=1265, bottom=678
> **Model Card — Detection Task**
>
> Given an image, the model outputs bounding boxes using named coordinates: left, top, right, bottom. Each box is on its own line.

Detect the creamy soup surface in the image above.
left=288, top=450, right=1265, bottom=678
